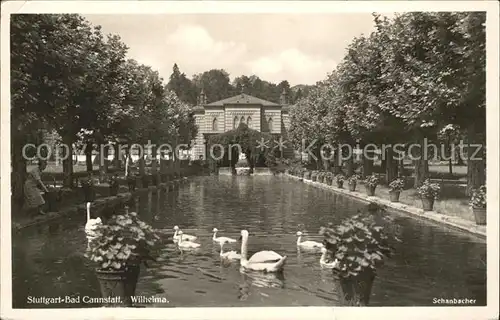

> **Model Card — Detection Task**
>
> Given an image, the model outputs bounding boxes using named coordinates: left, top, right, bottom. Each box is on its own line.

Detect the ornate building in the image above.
left=191, top=89, right=291, bottom=160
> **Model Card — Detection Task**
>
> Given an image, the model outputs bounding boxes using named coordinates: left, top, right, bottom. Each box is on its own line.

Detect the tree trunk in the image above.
left=466, top=125, right=486, bottom=196
left=99, top=144, right=109, bottom=178
left=362, top=150, right=374, bottom=178
left=85, top=142, right=93, bottom=172
left=62, top=135, right=74, bottom=188
left=385, top=147, right=398, bottom=185
left=151, top=145, right=158, bottom=174
left=11, top=136, right=27, bottom=206
left=413, top=136, right=429, bottom=188
left=113, top=142, right=121, bottom=171
left=346, top=156, right=354, bottom=176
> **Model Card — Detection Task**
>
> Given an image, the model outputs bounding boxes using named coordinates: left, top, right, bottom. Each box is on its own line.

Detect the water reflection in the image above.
left=12, top=176, right=487, bottom=308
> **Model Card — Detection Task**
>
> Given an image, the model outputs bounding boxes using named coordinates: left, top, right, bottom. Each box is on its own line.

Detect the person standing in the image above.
left=23, top=159, right=49, bottom=215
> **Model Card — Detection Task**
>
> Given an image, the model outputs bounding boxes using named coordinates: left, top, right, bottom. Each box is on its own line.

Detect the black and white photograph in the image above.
left=1, top=1, right=498, bottom=319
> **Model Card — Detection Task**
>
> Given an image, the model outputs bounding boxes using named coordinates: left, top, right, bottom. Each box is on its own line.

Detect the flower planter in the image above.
left=389, top=191, right=400, bottom=202
left=95, top=265, right=140, bottom=307
left=311, top=175, right=318, bottom=182
left=365, top=185, right=376, bottom=196
left=318, top=176, right=325, bottom=183
left=326, top=178, right=333, bottom=186
left=333, top=270, right=376, bottom=306
left=127, top=176, right=136, bottom=192
left=303, top=172, right=311, bottom=180
left=348, top=182, right=356, bottom=192
left=421, top=198, right=434, bottom=211
left=472, top=207, right=486, bottom=225
left=336, top=181, right=344, bottom=189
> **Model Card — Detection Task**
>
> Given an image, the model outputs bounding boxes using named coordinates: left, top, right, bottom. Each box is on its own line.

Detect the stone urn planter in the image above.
left=472, top=207, right=486, bottom=225
left=311, top=172, right=318, bottom=182
left=347, top=175, right=358, bottom=191
left=348, top=181, right=356, bottom=191
left=470, top=186, right=486, bottom=225
left=389, top=191, right=400, bottom=202
left=85, top=211, right=160, bottom=308
left=320, top=203, right=396, bottom=306
left=388, top=178, right=405, bottom=203
left=417, top=179, right=440, bottom=212
left=363, top=174, right=379, bottom=197
left=304, top=171, right=311, bottom=180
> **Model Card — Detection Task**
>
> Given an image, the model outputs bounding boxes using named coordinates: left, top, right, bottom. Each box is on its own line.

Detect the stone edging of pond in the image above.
left=284, top=173, right=486, bottom=241
left=12, top=178, right=190, bottom=232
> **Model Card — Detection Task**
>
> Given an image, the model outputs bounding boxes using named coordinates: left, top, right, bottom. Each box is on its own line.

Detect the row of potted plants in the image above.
left=287, top=167, right=487, bottom=226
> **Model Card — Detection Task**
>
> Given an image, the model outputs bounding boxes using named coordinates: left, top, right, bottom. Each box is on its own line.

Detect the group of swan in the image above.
left=172, top=227, right=339, bottom=273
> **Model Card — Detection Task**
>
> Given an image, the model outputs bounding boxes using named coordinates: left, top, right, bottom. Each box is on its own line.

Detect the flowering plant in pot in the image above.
left=336, top=174, right=346, bottom=188
left=469, top=185, right=486, bottom=225
left=81, top=175, right=96, bottom=202
left=363, top=174, right=379, bottom=196
left=325, top=172, right=334, bottom=185
left=311, top=170, right=319, bottom=182
left=317, top=171, right=326, bottom=183
left=303, top=170, right=311, bottom=180
left=388, top=178, right=405, bottom=202
left=416, top=179, right=441, bottom=211
left=108, top=175, right=120, bottom=196
left=347, top=175, right=359, bottom=191
left=86, top=209, right=160, bottom=307
left=319, top=203, right=396, bottom=306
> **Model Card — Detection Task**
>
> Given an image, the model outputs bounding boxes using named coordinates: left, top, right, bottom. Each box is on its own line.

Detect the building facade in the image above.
left=191, top=90, right=291, bottom=160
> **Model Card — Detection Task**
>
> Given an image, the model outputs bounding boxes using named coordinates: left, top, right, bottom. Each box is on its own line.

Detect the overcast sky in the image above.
left=84, top=14, right=383, bottom=86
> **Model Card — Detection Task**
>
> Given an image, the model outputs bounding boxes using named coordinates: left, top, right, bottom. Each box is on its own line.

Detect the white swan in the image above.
left=320, top=247, right=340, bottom=269
left=219, top=241, right=241, bottom=260
left=84, top=202, right=102, bottom=249
left=296, top=231, right=324, bottom=249
left=212, top=228, right=237, bottom=244
left=239, top=230, right=287, bottom=272
left=173, top=225, right=197, bottom=242
left=177, top=231, right=201, bottom=249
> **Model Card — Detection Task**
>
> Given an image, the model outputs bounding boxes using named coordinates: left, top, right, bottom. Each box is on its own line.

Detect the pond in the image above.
left=12, top=175, right=486, bottom=308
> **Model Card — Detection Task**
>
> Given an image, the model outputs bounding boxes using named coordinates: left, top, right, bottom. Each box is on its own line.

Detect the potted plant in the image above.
left=470, top=185, right=486, bottom=225
left=86, top=209, right=160, bottom=307
left=364, top=174, right=379, bottom=196
left=311, top=170, right=319, bottom=182
left=317, top=171, right=326, bottom=183
left=416, top=179, right=441, bottom=211
left=347, top=175, right=358, bottom=191
left=303, top=170, right=311, bottom=180
left=319, top=203, right=396, bottom=306
left=388, top=178, right=405, bottom=202
left=336, top=174, right=346, bottom=188
left=325, top=172, right=334, bottom=186
left=81, top=175, right=96, bottom=202
left=109, top=175, right=120, bottom=196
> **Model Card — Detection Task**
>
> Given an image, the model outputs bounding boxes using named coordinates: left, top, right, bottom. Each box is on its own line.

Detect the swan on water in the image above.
left=239, top=230, right=287, bottom=272
left=219, top=241, right=241, bottom=260
left=296, top=231, right=324, bottom=249
left=173, top=225, right=197, bottom=242
left=84, top=202, right=102, bottom=249
left=177, top=231, right=201, bottom=249
left=319, top=247, right=340, bottom=269
left=212, top=228, right=237, bottom=244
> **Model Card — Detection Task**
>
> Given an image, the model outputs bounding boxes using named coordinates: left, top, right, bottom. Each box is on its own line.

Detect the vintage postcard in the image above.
left=1, top=1, right=499, bottom=320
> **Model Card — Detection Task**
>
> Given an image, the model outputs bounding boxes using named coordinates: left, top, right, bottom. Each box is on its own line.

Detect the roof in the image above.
left=204, top=93, right=281, bottom=107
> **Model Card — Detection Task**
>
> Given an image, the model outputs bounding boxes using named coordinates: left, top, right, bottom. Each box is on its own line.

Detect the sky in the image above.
left=83, top=14, right=383, bottom=86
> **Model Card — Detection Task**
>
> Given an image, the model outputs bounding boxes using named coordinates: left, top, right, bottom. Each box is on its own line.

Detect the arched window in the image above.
left=212, top=117, right=218, bottom=131
left=246, top=116, right=252, bottom=128
left=268, top=117, right=273, bottom=132
left=233, top=116, right=239, bottom=129
left=240, top=116, right=245, bottom=125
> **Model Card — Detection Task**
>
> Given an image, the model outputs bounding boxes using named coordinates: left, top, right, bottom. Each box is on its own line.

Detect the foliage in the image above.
left=108, top=174, right=119, bottom=188
left=336, top=174, right=346, bottom=183
left=319, top=203, right=396, bottom=278
left=416, top=179, right=441, bottom=199
left=86, top=210, right=160, bottom=271
left=388, top=178, right=405, bottom=192
left=470, top=185, right=486, bottom=208
left=348, top=174, right=359, bottom=185
left=364, top=174, right=379, bottom=188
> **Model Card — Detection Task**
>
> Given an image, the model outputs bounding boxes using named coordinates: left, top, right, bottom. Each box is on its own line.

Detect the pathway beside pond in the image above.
left=285, top=173, right=486, bottom=240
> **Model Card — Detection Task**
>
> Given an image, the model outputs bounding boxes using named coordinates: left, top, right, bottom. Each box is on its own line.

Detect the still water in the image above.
left=12, top=175, right=486, bottom=308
